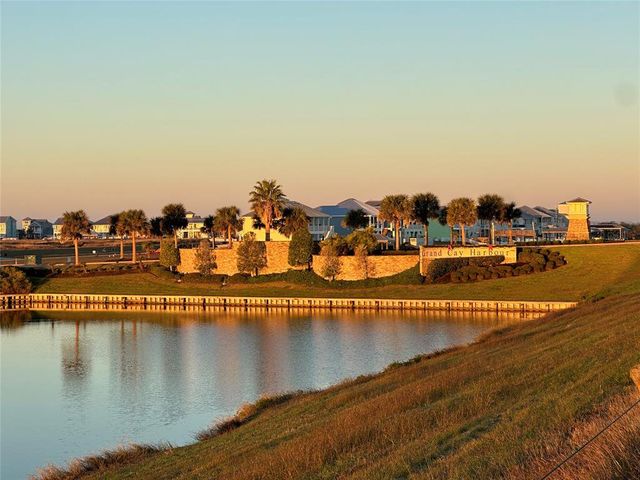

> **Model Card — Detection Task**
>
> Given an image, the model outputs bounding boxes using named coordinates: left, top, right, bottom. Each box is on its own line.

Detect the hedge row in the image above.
left=451, top=249, right=566, bottom=283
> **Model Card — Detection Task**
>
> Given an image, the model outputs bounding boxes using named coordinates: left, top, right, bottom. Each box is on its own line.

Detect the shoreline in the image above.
left=0, top=293, right=577, bottom=313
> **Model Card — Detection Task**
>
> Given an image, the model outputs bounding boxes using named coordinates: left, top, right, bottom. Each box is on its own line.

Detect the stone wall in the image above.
left=178, top=242, right=294, bottom=275
left=312, top=255, right=419, bottom=281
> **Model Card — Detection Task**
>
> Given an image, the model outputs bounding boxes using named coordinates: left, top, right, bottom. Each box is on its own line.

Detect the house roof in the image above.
left=316, top=205, right=349, bottom=216
left=53, top=217, right=64, bottom=225
left=336, top=198, right=379, bottom=216
left=533, top=206, right=557, bottom=217
left=0, top=216, right=15, bottom=223
left=591, top=222, right=627, bottom=229
left=243, top=200, right=329, bottom=219
left=518, top=205, right=552, bottom=218
left=561, top=197, right=591, bottom=204
left=93, top=215, right=114, bottom=225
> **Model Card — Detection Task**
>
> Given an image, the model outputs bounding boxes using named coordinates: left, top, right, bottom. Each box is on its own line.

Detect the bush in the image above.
left=425, top=255, right=505, bottom=283
left=237, top=233, right=267, bottom=276
left=0, top=267, right=32, bottom=294
left=159, top=239, right=179, bottom=271
left=288, top=228, right=313, bottom=268
left=194, top=240, right=216, bottom=276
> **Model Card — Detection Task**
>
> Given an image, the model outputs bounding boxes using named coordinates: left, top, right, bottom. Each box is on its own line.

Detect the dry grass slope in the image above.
left=74, top=290, right=639, bottom=480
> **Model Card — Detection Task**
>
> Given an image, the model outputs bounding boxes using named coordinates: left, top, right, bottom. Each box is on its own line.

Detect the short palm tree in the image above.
left=446, top=198, right=477, bottom=246
left=278, top=206, right=309, bottom=238
left=215, top=206, right=242, bottom=248
left=379, top=194, right=411, bottom=251
left=249, top=179, right=285, bottom=241
left=201, top=215, right=217, bottom=248
left=438, top=207, right=454, bottom=243
left=61, top=210, right=92, bottom=265
left=410, top=193, right=440, bottom=246
left=109, top=212, right=128, bottom=259
left=342, top=208, right=368, bottom=230
left=477, top=194, right=505, bottom=245
left=161, top=203, right=188, bottom=248
left=499, top=202, right=521, bottom=245
left=121, top=209, right=149, bottom=263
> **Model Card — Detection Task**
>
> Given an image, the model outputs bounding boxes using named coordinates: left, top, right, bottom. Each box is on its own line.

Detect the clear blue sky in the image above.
left=2, top=1, right=638, bottom=221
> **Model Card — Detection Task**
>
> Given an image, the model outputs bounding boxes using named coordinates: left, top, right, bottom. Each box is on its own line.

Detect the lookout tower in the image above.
left=558, top=198, right=591, bottom=241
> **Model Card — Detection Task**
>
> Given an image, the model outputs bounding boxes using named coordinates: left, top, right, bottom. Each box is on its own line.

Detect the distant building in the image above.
left=317, top=198, right=383, bottom=237
left=0, top=216, right=18, bottom=239
left=52, top=217, right=64, bottom=239
left=590, top=222, right=627, bottom=241
left=558, top=198, right=591, bottom=241
left=21, top=218, right=53, bottom=239
left=239, top=201, right=331, bottom=242
left=92, top=215, right=114, bottom=238
left=177, top=211, right=207, bottom=239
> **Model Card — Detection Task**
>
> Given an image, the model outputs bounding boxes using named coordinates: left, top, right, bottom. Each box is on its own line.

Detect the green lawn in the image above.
left=32, top=244, right=640, bottom=301
left=70, top=282, right=640, bottom=480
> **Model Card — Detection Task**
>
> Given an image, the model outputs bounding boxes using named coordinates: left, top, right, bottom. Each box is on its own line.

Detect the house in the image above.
left=177, top=211, right=207, bottom=239
left=590, top=222, right=627, bottom=241
left=239, top=201, right=331, bottom=242
left=317, top=198, right=382, bottom=236
left=52, top=217, right=64, bottom=239
left=0, top=216, right=18, bottom=239
left=92, top=215, right=115, bottom=238
left=21, top=218, right=53, bottom=239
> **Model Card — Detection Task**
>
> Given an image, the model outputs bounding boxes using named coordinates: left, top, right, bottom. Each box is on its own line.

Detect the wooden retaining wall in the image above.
left=0, top=294, right=577, bottom=313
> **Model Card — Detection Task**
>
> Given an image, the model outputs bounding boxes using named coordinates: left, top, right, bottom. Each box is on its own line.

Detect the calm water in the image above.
left=1, top=309, right=525, bottom=478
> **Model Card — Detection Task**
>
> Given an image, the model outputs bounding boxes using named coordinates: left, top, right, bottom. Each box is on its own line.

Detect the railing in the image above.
left=0, top=293, right=578, bottom=313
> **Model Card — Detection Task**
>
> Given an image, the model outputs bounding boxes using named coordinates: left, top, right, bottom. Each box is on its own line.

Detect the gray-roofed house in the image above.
left=21, top=217, right=53, bottom=239
left=0, top=216, right=17, bottom=239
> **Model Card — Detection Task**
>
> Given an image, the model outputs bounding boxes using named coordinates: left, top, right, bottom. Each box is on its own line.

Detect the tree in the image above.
left=161, top=203, right=188, bottom=248
left=446, top=198, right=477, bottom=246
left=150, top=217, right=163, bottom=238
left=0, top=267, right=32, bottom=294
left=109, top=213, right=128, bottom=259
left=277, top=207, right=309, bottom=238
left=346, top=228, right=378, bottom=279
left=499, top=202, right=521, bottom=245
left=121, top=209, right=149, bottom=263
left=288, top=227, right=313, bottom=268
left=410, top=193, right=441, bottom=246
left=477, top=194, right=505, bottom=245
left=201, top=215, right=217, bottom=248
left=438, top=207, right=454, bottom=243
left=237, top=233, right=267, bottom=276
left=194, top=239, right=216, bottom=276
left=342, top=209, right=368, bottom=230
left=215, top=206, right=242, bottom=248
left=61, top=210, right=92, bottom=265
left=159, top=238, right=179, bottom=271
left=249, top=179, right=285, bottom=241
left=319, top=238, right=343, bottom=281
left=379, top=194, right=411, bottom=251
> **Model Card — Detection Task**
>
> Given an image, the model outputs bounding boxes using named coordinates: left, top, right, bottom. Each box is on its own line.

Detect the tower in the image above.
left=558, top=198, right=591, bottom=241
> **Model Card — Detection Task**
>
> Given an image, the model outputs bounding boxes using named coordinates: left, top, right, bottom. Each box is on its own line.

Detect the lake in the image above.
left=0, top=309, right=531, bottom=478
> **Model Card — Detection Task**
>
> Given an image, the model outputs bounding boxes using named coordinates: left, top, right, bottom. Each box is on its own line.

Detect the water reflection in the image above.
left=0, top=309, right=537, bottom=479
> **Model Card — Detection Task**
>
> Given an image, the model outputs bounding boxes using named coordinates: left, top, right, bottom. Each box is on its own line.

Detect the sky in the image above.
left=1, top=1, right=639, bottom=222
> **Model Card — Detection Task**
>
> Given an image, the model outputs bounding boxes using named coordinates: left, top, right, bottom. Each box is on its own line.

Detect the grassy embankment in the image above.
left=37, top=249, right=640, bottom=480
left=30, top=244, right=640, bottom=301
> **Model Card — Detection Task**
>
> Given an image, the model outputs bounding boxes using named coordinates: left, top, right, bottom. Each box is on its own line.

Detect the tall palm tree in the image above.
left=499, top=202, right=521, bottom=245
left=61, top=210, right=92, bottom=265
left=342, top=208, right=368, bottom=230
left=201, top=215, right=217, bottom=248
left=121, top=209, right=149, bottom=263
left=161, top=203, right=188, bottom=248
left=477, top=194, right=505, bottom=245
left=438, top=207, right=454, bottom=243
left=278, top=206, right=309, bottom=238
left=446, top=198, right=477, bottom=246
left=410, top=193, right=440, bottom=246
left=249, top=179, right=285, bottom=241
left=379, top=194, right=411, bottom=251
left=149, top=217, right=163, bottom=238
left=215, top=206, right=242, bottom=248
left=109, top=212, right=128, bottom=259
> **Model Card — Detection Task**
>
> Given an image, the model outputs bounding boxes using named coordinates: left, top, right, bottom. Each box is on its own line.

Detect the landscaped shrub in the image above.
left=446, top=248, right=566, bottom=283
left=425, top=255, right=505, bottom=283
left=0, top=267, right=32, bottom=294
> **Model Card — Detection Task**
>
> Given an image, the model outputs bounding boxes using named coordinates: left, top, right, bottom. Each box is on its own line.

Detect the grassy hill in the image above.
left=35, top=245, right=640, bottom=480
left=32, top=244, right=640, bottom=301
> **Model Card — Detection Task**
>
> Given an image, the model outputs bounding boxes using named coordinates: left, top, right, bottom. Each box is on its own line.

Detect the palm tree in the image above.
left=109, top=212, right=128, bottom=259
left=499, top=202, right=521, bottom=245
left=149, top=217, right=163, bottom=238
left=446, top=198, right=477, bottom=246
left=438, top=207, right=454, bottom=243
left=201, top=215, right=217, bottom=248
left=121, top=209, right=149, bottom=263
left=379, top=194, right=411, bottom=251
left=161, top=203, right=188, bottom=248
left=215, top=206, right=243, bottom=248
left=61, top=210, right=92, bottom=265
left=278, top=206, right=309, bottom=238
left=342, top=208, right=368, bottom=230
left=410, top=193, right=440, bottom=246
left=477, top=194, right=505, bottom=245
left=249, top=179, right=285, bottom=241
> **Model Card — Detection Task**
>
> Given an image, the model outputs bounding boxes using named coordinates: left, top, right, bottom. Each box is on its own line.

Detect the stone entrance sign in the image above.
left=419, top=246, right=517, bottom=276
